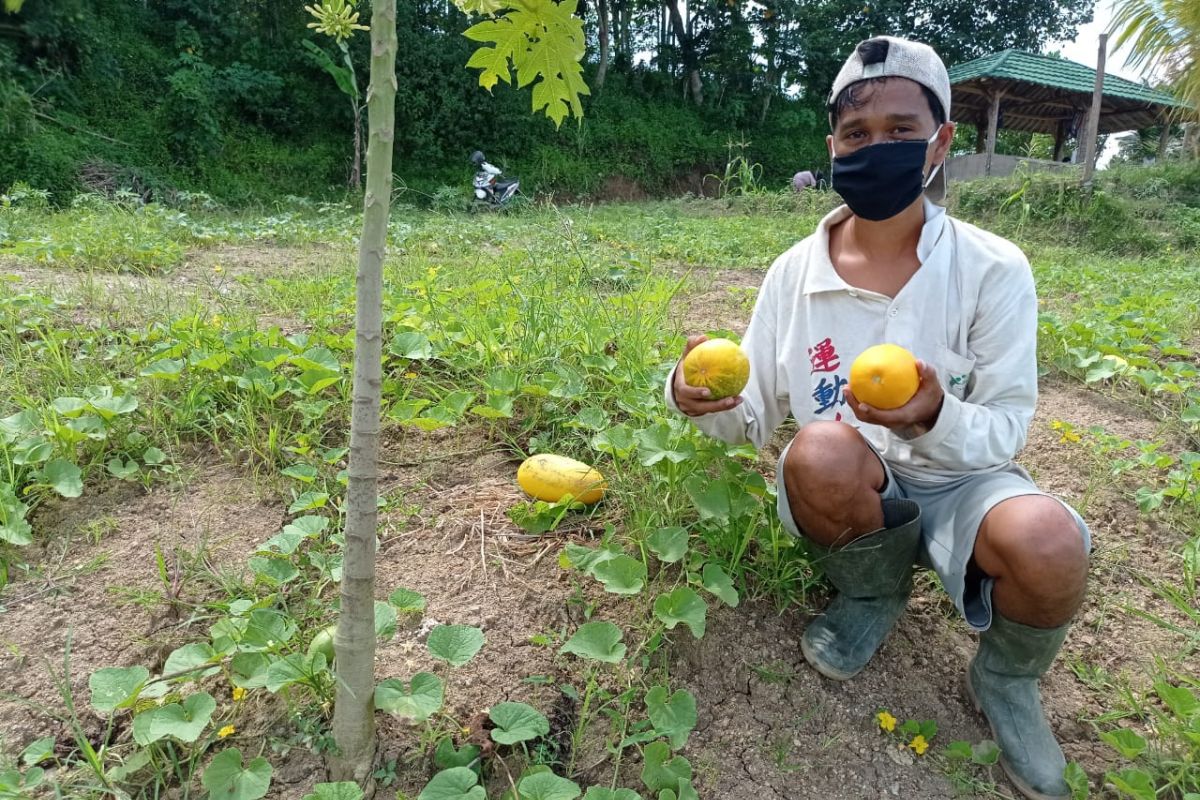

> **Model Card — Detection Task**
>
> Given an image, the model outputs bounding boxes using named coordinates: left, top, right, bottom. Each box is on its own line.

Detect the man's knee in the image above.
left=784, top=421, right=884, bottom=500
left=979, top=496, right=1089, bottom=582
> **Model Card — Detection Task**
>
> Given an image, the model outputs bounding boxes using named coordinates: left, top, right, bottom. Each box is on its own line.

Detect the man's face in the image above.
left=827, top=77, right=953, bottom=170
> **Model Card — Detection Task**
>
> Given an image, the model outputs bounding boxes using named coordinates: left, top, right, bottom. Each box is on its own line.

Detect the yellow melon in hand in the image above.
left=849, top=344, right=920, bottom=410
left=681, top=338, right=750, bottom=400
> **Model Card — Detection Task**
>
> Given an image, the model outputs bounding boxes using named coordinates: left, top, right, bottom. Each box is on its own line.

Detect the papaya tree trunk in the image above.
left=329, top=0, right=397, bottom=785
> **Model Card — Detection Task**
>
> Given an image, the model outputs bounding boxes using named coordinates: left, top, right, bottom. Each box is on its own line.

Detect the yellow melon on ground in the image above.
left=517, top=454, right=606, bottom=504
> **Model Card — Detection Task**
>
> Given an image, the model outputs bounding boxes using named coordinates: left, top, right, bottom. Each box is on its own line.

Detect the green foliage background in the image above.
left=0, top=0, right=1094, bottom=204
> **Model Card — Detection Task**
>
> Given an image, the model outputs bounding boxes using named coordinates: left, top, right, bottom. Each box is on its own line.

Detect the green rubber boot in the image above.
left=800, top=498, right=922, bottom=681
left=966, top=614, right=1071, bottom=800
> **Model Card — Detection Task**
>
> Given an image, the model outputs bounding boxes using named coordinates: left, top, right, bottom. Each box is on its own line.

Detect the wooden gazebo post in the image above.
left=985, top=90, right=1001, bottom=176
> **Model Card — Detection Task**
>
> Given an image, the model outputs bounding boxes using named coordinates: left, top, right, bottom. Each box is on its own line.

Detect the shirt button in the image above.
left=848, top=290, right=858, bottom=298
left=889, top=308, right=899, bottom=317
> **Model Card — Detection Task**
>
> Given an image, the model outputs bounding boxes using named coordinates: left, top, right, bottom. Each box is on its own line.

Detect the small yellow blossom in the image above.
left=212, top=265, right=223, bottom=273
left=218, top=725, right=236, bottom=738
left=876, top=711, right=897, bottom=733
left=1059, top=429, right=1081, bottom=444
left=232, top=687, right=247, bottom=702
left=461, top=727, right=471, bottom=736
left=909, top=735, right=929, bottom=755
left=404, top=371, right=418, bottom=379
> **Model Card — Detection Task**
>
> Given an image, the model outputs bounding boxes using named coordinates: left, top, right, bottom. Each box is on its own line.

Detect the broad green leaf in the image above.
left=428, top=625, right=485, bottom=666
left=375, top=600, right=398, bottom=641
left=645, top=686, right=696, bottom=749
left=640, top=742, right=691, bottom=793
left=942, top=741, right=972, bottom=761
left=242, top=609, right=299, bottom=650
left=592, top=554, right=647, bottom=595
left=281, top=464, right=319, bottom=483
left=417, top=767, right=486, bottom=800
left=375, top=673, right=445, bottom=721
left=12, top=438, right=52, bottom=465
left=684, top=476, right=755, bottom=522
left=583, top=789, right=642, bottom=800
left=434, top=738, right=482, bottom=772
left=302, top=782, right=364, bottom=800
left=266, top=653, right=316, bottom=693
left=132, top=692, right=216, bottom=745
left=20, top=736, right=55, bottom=767
left=89, top=666, right=150, bottom=713
left=89, top=394, right=138, bottom=419
left=0, top=409, right=39, bottom=439
left=1154, top=680, right=1199, bottom=718
left=591, top=424, right=636, bottom=458
left=572, top=407, right=609, bottom=431
left=50, top=397, right=88, bottom=417
left=560, top=621, right=626, bottom=664
left=389, top=587, right=427, bottom=614
left=249, top=555, right=300, bottom=585
left=1100, top=728, right=1147, bottom=759
left=1104, top=768, right=1154, bottom=800
left=162, top=642, right=221, bottom=681
left=107, top=458, right=139, bottom=479
left=562, top=542, right=621, bottom=574
left=636, top=424, right=693, bottom=467
left=390, top=331, right=434, bottom=360
left=288, top=491, right=329, bottom=513
left=471, top=393, right=514, bottom=419
left=201, top=748, right=273, bottom=800
left=140, top=358, right=186, bottom=380
left=700, top=563, right=739, bottom=607
left=647, top=527, right=688, bottom=563
left=517, top=770, right=581, bottom=800
left=291, top=347, right=341, bottom=374
left=490, top=701, right=550, bottom=745
left=41, top=459, right=83, bottom=498
left=1063, top=762, right=1089, bottom=800
left=262, top=515, right=328, bottom=555
left=658, top=780, right=699, bottom=800
left=230, top=652, right=271, bottom=689
left=653, top=587, right=707, bottom=639
left=970, top=739, right=1000, bottom=766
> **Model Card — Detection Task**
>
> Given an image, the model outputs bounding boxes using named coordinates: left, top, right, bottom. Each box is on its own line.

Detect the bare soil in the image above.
left=0, top=252, right=1195, bottom=800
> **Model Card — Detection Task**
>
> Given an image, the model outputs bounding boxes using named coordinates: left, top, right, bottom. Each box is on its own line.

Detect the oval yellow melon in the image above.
left=517, top=454, right=606, bottom=505
left=681, top=338, right=750, bottom=400
left=307, top=624, right=337, bottom=664
left=849, top=344, right=920, bottom=410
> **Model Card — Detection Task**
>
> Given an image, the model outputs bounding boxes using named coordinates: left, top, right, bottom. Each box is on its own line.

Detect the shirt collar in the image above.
left=803, top=198, right=948, bottom=296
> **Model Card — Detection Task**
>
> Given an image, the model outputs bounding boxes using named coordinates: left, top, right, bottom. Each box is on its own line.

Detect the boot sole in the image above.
left=963, top=667, right=1068, bottom=800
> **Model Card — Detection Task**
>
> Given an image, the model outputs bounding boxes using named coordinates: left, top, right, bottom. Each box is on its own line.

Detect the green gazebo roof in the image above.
left=948, top=49, right=1187, bottom=135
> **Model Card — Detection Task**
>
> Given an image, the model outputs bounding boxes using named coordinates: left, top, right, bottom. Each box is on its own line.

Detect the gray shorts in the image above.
left=775, top=440, right=1091, bottom=631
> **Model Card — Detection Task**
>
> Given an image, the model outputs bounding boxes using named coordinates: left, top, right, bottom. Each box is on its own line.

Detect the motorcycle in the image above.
left=471, top=150, right=520, bottom=207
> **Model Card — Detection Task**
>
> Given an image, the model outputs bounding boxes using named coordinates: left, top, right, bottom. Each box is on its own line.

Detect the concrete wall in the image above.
left=946, top=153, right=1075, bottom=181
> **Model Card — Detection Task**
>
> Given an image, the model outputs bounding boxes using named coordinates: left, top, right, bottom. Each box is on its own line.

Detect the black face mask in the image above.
left=831, top=129, right=941, bottom=221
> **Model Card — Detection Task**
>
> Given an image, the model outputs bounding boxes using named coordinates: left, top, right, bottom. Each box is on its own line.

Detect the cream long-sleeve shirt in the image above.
left=665, top=200, right=1039, bottom=484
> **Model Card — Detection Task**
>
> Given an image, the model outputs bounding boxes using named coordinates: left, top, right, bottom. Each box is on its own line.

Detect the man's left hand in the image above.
left=845, top=359, right=945, bottom=436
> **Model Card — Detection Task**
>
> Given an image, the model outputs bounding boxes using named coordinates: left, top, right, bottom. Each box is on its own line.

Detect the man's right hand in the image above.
left=672, top=335, right=745, bottom=417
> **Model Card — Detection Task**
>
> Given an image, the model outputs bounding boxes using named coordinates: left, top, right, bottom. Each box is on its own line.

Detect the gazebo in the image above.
left=945, top=49, right=1188, bottom=180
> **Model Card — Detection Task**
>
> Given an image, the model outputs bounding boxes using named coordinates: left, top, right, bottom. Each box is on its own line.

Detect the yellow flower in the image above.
left=218, top=725, right=236, bottom=738
left=232, top=687, right=247, bottom=702
left=876, top=711, right=897, bottom=733
left=212, top=265, right=223, bottom=273
left=404, top=371, right=418, bottom=379
left=909, top=735, right=929, bottom=755
left=1059, top=429, right=1081, bottom=444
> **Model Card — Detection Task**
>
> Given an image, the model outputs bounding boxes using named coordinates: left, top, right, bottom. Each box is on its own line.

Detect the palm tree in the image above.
left=1109, top=0, right=1200, bottom=135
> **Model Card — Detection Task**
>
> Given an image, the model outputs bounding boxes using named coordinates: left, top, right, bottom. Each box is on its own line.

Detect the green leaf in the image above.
left=0, top=484, right=33, bottom=545
left=1100, top=728, right=1147, bottom=759
left=472, top=393, right=514, bottom=419
left=700, top=563, right=739, bottom=607
left=640, top=742, right=692, bottom=793
left=249, top=555, right=300, bottom=585
left=684, top=476, right=755, bottom=522
left=262, top=515, right=328, bottom=555
left=20, top=736, right=56, bottom=767
left=388, top=587, right=427, bottom=614
left=266, top=653, right=317, bottom=693
left=591, top=554, right=647, bottom=595
left=583, top=789, right=643, bottom=800
left=89, top=666, right=149, bottom=713
left=417, top=767, right=486, bottom=800
left=592, top=424, right=637, bottom=458
left=140, top=358, right=186, bottom=380
left=375, top=600, right=398, bottom=641
left=242, top=609, right=299, bottom=650
left=1064, top=762, right=1089, bottom=800
left=645, top=686, right=697, bottom=749
left=0, top=409, right=39, bottom=439
left=434, top=739, right=482, bottom=772
left=302, top=782, right=364, bottom=800
left=142, top=446, right=167, bottom=465
left=490, top=701, right=550, bottom=745
left=89, top=394, right=138, bottom=419
left=162, top=642, right=221, bottom=681
left=12, top=438, right=52, bottom=465
left=427, top=625, right=485, bottom=667
left=562, top=542, right=620, bottom=574
left=560, top=621, right=626, bottom=663
left=291, top=347, right=341, bottom=374
left=390, top=331, right=434, bottom=360
left=132, top=692, right=217, bottom=745
left=970, top=739, right=1000, bottom=766
left=289, top=491, right=329, bottom=513
left=107, top=458, right=139, bottom=479
left=647, top=527, right=688, bottom=563
left=942, top=741, right=972, bottom=761
left=41, top=459, right=83, bottom=498
left=653, top=587, right=707, bottom=639
left=636, top=424, right=693, bottom=467
left=517, top=771, right=581, bottom=800
left=50, top=397, right=88, bottom=417
left=375, top=673, right=445, bottom=721
left=281, top=464, right=319, bottom=483
left=1154, top=681, right=1199, bottom=718
left=1105, top=768, right=1154, bottom=800
left=658, top=780, right=699, bottom=800
left=201, top=748, right=273, bottom=800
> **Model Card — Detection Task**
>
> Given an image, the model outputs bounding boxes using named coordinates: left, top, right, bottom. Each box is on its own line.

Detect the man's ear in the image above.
left=826, top=132, right=835, bottom=160
left=932, top=122, right=956, bottom=164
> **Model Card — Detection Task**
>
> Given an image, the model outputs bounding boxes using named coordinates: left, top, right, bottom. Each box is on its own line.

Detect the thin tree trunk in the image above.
left=329, top=0, right=397, bottom=785
left=665, top=0, right=702, bottom=104
left=350, top=105, right=363, bottom=190
left=596, top=0, right=610, bottom=90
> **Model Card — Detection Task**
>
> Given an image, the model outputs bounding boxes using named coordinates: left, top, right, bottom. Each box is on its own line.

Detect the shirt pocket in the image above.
left=935, top=346, right=976, bottom=400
